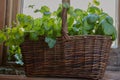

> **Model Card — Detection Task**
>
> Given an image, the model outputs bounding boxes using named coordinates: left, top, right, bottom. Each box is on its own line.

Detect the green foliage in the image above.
left=0, top=0, right=117, bottom=65
left=45, top=37, right=56, bottom=48
left=0, top=30, right=6, bottom=43
left=67, top=0, right=117, bottom=40
left=28, top=5, right=35, bottom=9
left=93, top=0, right=100, bottom=6
left=8, top=45, right=23, bottom=65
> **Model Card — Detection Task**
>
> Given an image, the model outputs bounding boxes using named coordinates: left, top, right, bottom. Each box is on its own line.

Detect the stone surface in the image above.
left=0, top=70, right=120, bottom=80
left=108, top=48, right=120, bottom=66
left=103, top=71, right=120, bottom=80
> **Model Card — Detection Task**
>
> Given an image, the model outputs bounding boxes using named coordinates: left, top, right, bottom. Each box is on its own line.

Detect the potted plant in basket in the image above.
left=0, top=0, right=117, bottom=80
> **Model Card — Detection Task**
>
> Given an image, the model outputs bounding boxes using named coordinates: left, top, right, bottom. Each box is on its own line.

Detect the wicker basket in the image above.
left=21, top=35, right=112, bottom=80
left=21, top=1, right=112, bottom=79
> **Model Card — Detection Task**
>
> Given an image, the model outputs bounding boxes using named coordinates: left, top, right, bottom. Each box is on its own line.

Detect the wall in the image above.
left=23, top=0, right=62, bottom=18
left=23, top=0, right=116, bottom=20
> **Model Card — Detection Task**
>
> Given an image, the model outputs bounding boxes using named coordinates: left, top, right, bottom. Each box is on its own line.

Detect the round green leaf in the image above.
left=87, top=14, right=99, bottom=24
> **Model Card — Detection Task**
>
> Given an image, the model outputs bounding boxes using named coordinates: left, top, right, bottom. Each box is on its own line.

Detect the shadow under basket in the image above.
left=21, top=35, right=112, bottom=80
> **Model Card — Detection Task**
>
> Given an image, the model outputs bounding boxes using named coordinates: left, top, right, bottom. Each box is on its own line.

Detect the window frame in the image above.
left=118, top=0, right=120, bottom=46
left=0, top=0, right=6, bottom=65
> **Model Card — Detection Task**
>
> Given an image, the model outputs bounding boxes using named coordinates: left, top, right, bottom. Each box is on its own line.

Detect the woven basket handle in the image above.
left=62, top=0, right=70, bottom=40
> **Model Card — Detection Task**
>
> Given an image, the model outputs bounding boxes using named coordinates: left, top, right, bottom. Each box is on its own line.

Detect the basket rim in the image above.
left=63, top=35, right=112, bottom=41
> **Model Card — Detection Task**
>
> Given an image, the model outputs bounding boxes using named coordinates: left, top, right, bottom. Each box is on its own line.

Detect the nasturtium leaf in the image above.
left=82, top=30, right=88, bottom=35
left=44, top=12, right=51, bottom=16
left=112, top=30, right=117, bottom=41
left=68, top=17, right=74, bottom=27
left=93, top=0, right=100, bottom=6
left=101, top=20, right=115, bottom=35
left=0, top=31, right=6, bottom=43
left=87, top=6, right=101, bottom=14
left=84, top=24, right=94, bottom=31
left=34, top=18, right=42, bottom=27
left=74, top=8, right=83, bottom=16
left=105, top=16, right=113, bottom=24
left=45, top=37, right=56, bottom=48
left=34, top=9, right=40, bottom=13
left=99, top=12, right=108, bottom=21
left=83, top=19, right=94, bottom=31
left=40, top=6, right=50, bottom=13
left=39, top=29, right=44, bottom=36
left=68, top=6, right=74, bottom=15
left=15, top=60, right=24, bottom=65
left=28, top=5, right=35, bottom=9
left=30, top=32, right=38, bottom=40
left=46, top=30, right=53, bottom=37
left=103, top=24, right=114, bottom=35
left=55, top=4, right=62, bottom=17
left=73, top=27, right=79, bottom=32
left=14, top=54, right=24, bottom=65
left=87, top=14, right=99, bottom=24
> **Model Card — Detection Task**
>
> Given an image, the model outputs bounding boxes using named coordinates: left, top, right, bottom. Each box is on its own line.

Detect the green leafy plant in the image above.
left=0, top=0, right=117, bottom=65
left=67, top=0, right=117, bottom=40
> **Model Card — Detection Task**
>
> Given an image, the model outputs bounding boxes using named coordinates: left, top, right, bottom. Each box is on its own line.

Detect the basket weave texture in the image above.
left=21, top=35, right=112, bottom=80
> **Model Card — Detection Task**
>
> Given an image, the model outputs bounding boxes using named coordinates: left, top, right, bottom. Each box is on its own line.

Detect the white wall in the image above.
left=23, top=0, right=62, bottom=18
left=23, top=0, right=116, bottom=20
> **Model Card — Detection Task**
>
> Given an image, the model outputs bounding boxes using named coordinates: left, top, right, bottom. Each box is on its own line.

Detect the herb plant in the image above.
left=67, top=0, right=117, bottom=40
left=0, top=0, right=117, bottom=65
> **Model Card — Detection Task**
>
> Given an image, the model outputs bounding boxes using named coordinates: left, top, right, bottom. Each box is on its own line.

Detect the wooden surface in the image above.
left=0, top=71, right=120, bottom=80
